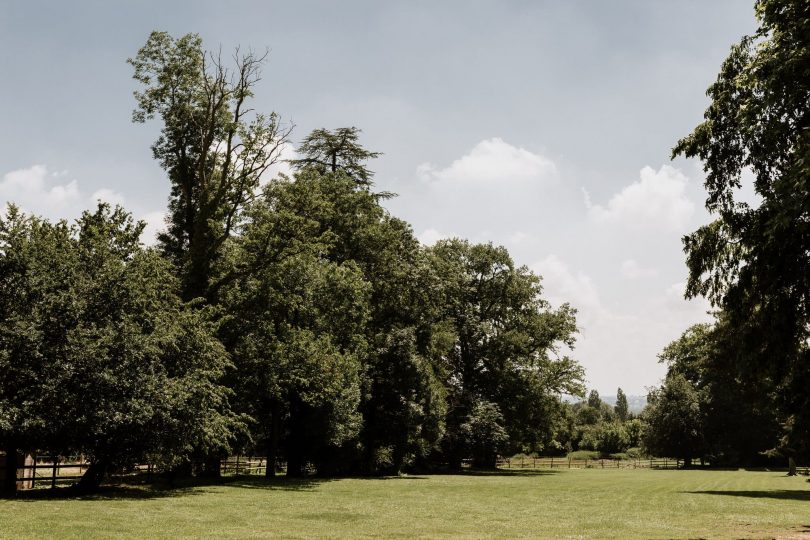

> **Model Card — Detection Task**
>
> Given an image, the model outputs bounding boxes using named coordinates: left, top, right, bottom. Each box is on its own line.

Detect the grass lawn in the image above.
left=1, top=468, right=809, bottom=539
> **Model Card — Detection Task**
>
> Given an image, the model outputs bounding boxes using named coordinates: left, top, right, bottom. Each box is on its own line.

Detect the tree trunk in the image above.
left=201, top=455, right=222, bottom=478
left=76, top=460, right=108, bottom=493
left=683, top=456, right=692, bottom=468
left=286, top=399, right=305, bottom=478
left=1, top=443, right=19, bottom=496
left=788, top=456, right=797, bottom=476
left=266, top=400, right=280, bottom=478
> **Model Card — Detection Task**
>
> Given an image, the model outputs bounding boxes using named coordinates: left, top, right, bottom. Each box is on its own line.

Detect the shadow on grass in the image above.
left=2, top=468, right=559, bottom=501
left=4, top=483, right=202, bottom=502
left=687, top=490, right=810, bottom=502
left=453, top=468, right=560, bottom=477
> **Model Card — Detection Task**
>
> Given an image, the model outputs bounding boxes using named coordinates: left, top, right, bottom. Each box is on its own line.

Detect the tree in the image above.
left=0, top=207, right=75, bottom=494
left=587, top=390, right=601, bottom=409
left=223, top=165, right=446, bottom=475
left=129, top=31, right=291, bottom=303
left=615, top=388, right=629, bottom=422
left=658, top=321, right=779, bottom=466
left=0, top=204, right=240, bottom=492
left=642, top=373, right=704, bottom=466
left=225, top=216, right=370, bottom=476
left=672, top=0, right=810, bottom=458
left=290, top=127, right=381, bottom=187
left=459, top=401, right=509, bottom=468
left=427, top=239, right=584, bottom=466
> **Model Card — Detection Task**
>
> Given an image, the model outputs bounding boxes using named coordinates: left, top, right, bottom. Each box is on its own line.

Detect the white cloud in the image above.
left=261, top=142, right=298, bottom=185
left=417, top=137, right=557, bottom=185
left=1, top=165, right=164, bottom=245
left=530, top=253, right=715, bottom=393
left=138, top=211, right=167, bottom=246
left=508, top=231, right=530, bottom=245
left=0, top=165, right=81, bottom=219
left=91, top=188, right=127, bottom=207
left=585, top=165, right=695, bottom=231
left=532, top=254, right=605, bottom=326
left=417, top=227, right=457, bottom=246
left=662, top=281, right=712, bottom=317
left=621, top=259, right=658, bottom=279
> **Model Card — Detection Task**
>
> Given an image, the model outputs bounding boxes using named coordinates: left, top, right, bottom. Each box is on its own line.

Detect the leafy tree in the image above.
left=587, top=390, right=601, bottom=409
left=0, top=207, right=74, bottom=494
left=672, top=0, right=810, bottom=459
left=642, top=373, right=704, bottom=466
left=128, top=31, right=291, bottom=303
left=0, top=205, right=239, bottom=492
left=289, top=127, right=381, bottom=187
left=460, top=401, right=509, bottom=468
left=224, top=166, right=446, bottom=474
left=225, top=229, right=370, bottom=476
left=427, top=239, right=584, bottom=466
left=596, top=422, right=630, bottom=455
left=615, top=388, right=629, bottom=422
left=658, top=321, right=779, bottom=466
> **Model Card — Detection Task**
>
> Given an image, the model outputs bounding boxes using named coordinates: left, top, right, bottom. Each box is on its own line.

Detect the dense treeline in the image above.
left=0, top=31, right=585, bottom=493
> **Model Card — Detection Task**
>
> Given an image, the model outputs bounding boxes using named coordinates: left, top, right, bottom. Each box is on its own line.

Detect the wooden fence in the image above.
left=0, top=455, right=280, bottom=490
left=497, top=456, right=693, bottom=470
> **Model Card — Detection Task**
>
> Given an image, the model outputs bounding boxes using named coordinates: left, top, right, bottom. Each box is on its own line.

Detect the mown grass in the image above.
left=1, top=468, right=809, bottom=539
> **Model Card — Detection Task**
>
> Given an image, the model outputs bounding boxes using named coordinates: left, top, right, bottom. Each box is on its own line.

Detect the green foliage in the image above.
left=672, top=0, right=810, bottom=456
left=652, top=321, right=779, bottom=466
left=642, top=373, right=704, bottom=465
left=459, top=401, right=509, bottom=468
left=567, top=450, right=600, bottom=460
left=129, top=31, right=290, bottom=301
left=0, top=205, right=239, bottom=490
left=290, top=127, right=382, bottom=187
left=615, top=388, right=629, bottom=422
left=427, top=239, right=584, bottom=464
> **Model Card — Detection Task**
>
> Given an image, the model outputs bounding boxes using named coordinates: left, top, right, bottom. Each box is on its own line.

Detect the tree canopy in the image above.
left=672, top=0, right=810, bottom=457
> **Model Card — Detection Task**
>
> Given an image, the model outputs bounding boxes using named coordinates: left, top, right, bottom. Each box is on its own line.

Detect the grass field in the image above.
left=1, top=468, right=809, bottom=539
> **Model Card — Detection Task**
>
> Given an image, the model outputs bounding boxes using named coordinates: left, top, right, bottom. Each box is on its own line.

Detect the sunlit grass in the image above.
left=1, top=468, right=809, bottom=539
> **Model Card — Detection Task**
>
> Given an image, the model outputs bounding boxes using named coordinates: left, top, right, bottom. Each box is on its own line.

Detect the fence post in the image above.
left=30, top=457, right=36, bottom=489
left=51, top=457, right=58, bottom=489
left=601, top=459, right=604, bottom=469
left=550, top=456, right=554, bottom=469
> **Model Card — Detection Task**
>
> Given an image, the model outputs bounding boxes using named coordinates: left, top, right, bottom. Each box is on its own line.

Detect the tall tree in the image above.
left=615, top=388, right=629, bottom=422
left=427, top=239, right=584, bottom=466
left=642, top=373, right=704, bottom=467
left=0, top=207, right=74, bottom=494
left=672, top=0, right=810, bottom=458
left=290, top=127, right=381, bottom=187
left=129, top=31, right=291, bottom=302
left=587, top=390, right=602, bottom=410
left=658, top=321, right=779, bottom=466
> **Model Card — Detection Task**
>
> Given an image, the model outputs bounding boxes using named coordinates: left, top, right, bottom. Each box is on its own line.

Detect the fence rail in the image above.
left=0, top=455, right=278, bottom=490
left=497, top=456, right=694, bottom=470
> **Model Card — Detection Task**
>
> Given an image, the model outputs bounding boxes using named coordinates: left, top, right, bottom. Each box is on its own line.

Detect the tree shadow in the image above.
left=3, top=483, right=202, bottom=502
left=452, top=468, right=560, bottom=477
left=687, top=490, right=810, bottom=502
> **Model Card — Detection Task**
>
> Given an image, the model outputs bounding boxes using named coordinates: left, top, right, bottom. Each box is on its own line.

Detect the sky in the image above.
left=0, top=1, right=759, bottom=394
